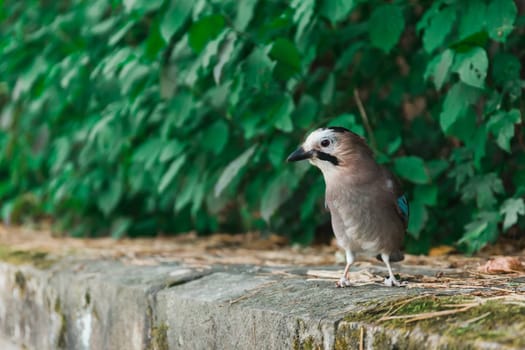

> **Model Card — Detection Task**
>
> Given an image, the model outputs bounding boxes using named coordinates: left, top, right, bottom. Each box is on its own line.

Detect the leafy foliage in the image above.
left=0, top=0, right=524, bottom=253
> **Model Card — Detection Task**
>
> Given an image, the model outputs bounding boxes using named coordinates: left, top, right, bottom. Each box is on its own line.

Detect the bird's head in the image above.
left=287, top=126, right=372, bottom=176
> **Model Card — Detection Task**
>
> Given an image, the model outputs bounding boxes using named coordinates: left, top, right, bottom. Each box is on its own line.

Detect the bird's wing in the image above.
left=383, top=167, right=409, bottom=229
left=396, top=194, right=409, bottom=228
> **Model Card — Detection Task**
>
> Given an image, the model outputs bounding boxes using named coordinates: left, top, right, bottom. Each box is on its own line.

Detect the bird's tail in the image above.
left=376, top=251, right=404, bottom=262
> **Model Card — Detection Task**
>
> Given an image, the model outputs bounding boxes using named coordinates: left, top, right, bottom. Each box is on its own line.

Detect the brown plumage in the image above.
left=287, top=127, right=408, bottom=287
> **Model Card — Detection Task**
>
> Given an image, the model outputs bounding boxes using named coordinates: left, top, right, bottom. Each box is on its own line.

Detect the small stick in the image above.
left=381, top=304, right=477, bottom=323
left=461, top=312, right=491, bottom=327
left=359, top=326, right=364, bottom=350
left=228, top=281, right=276, bottom=305
left=353, top=88, right=378, bottom=152
left=382, top=294, right=431, bottom=319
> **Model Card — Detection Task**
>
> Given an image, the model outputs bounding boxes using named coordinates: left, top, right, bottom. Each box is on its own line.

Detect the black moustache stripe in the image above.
left=315, top=151, right=339, bottom=165
left=327, top=126, right=350, bottom=133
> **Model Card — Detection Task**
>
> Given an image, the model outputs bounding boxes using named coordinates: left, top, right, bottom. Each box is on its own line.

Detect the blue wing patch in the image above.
left=397, top=194, right=409, bottom=222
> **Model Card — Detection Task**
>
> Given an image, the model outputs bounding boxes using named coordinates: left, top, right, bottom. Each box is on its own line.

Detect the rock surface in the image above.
left=0, top=228, right=524, bottom=349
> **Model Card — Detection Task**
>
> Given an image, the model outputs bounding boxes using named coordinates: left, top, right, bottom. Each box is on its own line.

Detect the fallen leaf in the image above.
left=428, top=245, right=456, bottom=256
left=478, top=256, right=525, bottom=274
left=306, top=269, right=383, bottom=284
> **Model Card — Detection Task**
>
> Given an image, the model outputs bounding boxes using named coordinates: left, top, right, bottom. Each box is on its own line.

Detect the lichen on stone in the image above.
left=291, top=318, right=323, bottom=350
left=340, top=294, right=525, bottom=348
left=0, top=244, right=55, bottom=269
left=150, top=323, right=169, bottom=350
left=55, top=299, right=67, bottom=349
left=14, top=270, right=26, bottom=292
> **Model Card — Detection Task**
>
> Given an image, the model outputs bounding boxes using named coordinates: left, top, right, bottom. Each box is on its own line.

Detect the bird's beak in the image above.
left=287, top=147, right=313, bottom=162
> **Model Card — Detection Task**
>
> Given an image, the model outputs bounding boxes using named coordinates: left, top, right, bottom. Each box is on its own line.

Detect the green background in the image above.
left=0, top=0, right=524, bottom=254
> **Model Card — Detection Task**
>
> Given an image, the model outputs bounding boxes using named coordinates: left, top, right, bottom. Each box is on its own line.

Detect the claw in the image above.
left=336, top=277, right=352, bottom=288
left=384, top=276, right=405, bottom=287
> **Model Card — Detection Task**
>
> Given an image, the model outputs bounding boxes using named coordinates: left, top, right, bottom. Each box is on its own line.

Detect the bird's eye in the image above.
left=320, top=139, right=331, bottom=147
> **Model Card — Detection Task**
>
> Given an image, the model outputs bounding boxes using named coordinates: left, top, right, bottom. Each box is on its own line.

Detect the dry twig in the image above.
left=379, top=304, right=477, bottom=323
left=359, top=326, right=364, bottom=350
left=353, top=88, right=377, bottom=151
left=460, top=312, right=491, bottom=327
left=382, top=294, right=432, bottom=319
left=228, top=281, right=277, bottom=305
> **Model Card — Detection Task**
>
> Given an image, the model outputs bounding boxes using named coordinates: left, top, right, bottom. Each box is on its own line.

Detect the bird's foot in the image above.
left=384, top=276, right=404, bottom=287
left=336, top=277, right=352, bottom=288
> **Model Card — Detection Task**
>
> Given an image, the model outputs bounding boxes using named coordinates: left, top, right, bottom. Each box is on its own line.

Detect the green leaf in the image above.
left=416, top=1, right=441, bottom=32
left=269, top=38, right=301, bottom=73
left=235, top=0, right=258, bottom=31
left=271, top=95, right=294, bottom=132
left=108, top=21, right=134, bottom=46
left=421, top=6, right=456, bottom=53
left=465, top=124, right=487, bottom=169
left=491, top=53, right=521, bottom=86
left=486, top=0, right=517, bottom=42
left=426, top=159, right=449, bottom=179
left=261, top=170, right=294, bottom=222
left=291, top=0, right=315, bottom=40
left=293, top=94, right=318, bottom=128
left=386, top=136, right=402, bottom=155
left=159, top=140, right=184, bottom=163
left=300, top=178, right=324, bottom=220
left=204, top=82, right=230, bottom=110
left=190, top=176, right=207, bottom=217
left=175, top=169, right=200, bottom=212
left=98, top=180, right=123, bottom=216
left=213, top=33, right=236, bottom=84
left=320, top=73, right=335, bottom=105
left=144, top=19, right=167, bottom=60
left=414, top=184, right=438, bottom=206
left=188, top=15, right=225, bottom=53
left=158, top=155, right=187, bottom=193
left=1, top=201, right=15, bottom=224
left=458, top=0, right=486, bottom=40
left=199, top=30, right=228, bottom=70
left=393, top=156, right=430, bottom=184
left=448, top=163, right=474, bottom=192
left=214, top=145, right=257, bottom=197
left=407, top=199, right=427, bottom=239
left=268, top=136, right=289, bottom=168
left=243, top=48, right=275, bottom=90
left=319, top=0, right=356, bottom=24
left=425, top=49, right=454, bottom=90
left=335, top=42, right=365, bottom=71
left=119, top=61, right=150, bottom=95
left=459, top=211, right=500, bottom=254
left=124, top=0, right=163, bottom=14
left=168, top=90, right=193, bottom=127
left=439, top=82, right=480, bottom=133
left=500, top=198, right=525, bottom=231
left=453, top=47, right=488, bottom=88
left=487, top=109, right=521, bottom=152
left=160, top=0, right=193, bottom=42
left=201, top=120, right=229, bottom=155
left=110, top=217, right=132, bottom=239
left=133, top=138, right=164, bottom=167
left=461, top=173, right=504, bottom=209
left=369, top=5, right=405, bottom=53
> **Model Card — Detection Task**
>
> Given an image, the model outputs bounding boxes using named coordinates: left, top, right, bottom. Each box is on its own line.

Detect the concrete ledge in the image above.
left=1, top=253, right=524, bottom=349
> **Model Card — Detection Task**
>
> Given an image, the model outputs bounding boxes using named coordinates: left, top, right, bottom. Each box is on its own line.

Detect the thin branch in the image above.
left=379, top=304, right=477, bottom=323
left=382, top=294, right=432, bottom=319
left=353, top=88, right=378, bottom=152
left=460, top=312, right=491, bottom=327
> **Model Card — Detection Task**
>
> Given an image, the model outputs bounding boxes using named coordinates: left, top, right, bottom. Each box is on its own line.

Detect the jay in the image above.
left=287, top=127, right=409, bottom=287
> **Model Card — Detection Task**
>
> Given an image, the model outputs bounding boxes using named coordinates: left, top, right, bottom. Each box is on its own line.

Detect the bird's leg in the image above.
left=336, top=249, right=354, bottom=288
left=381, top=253, right=401, bottom=287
